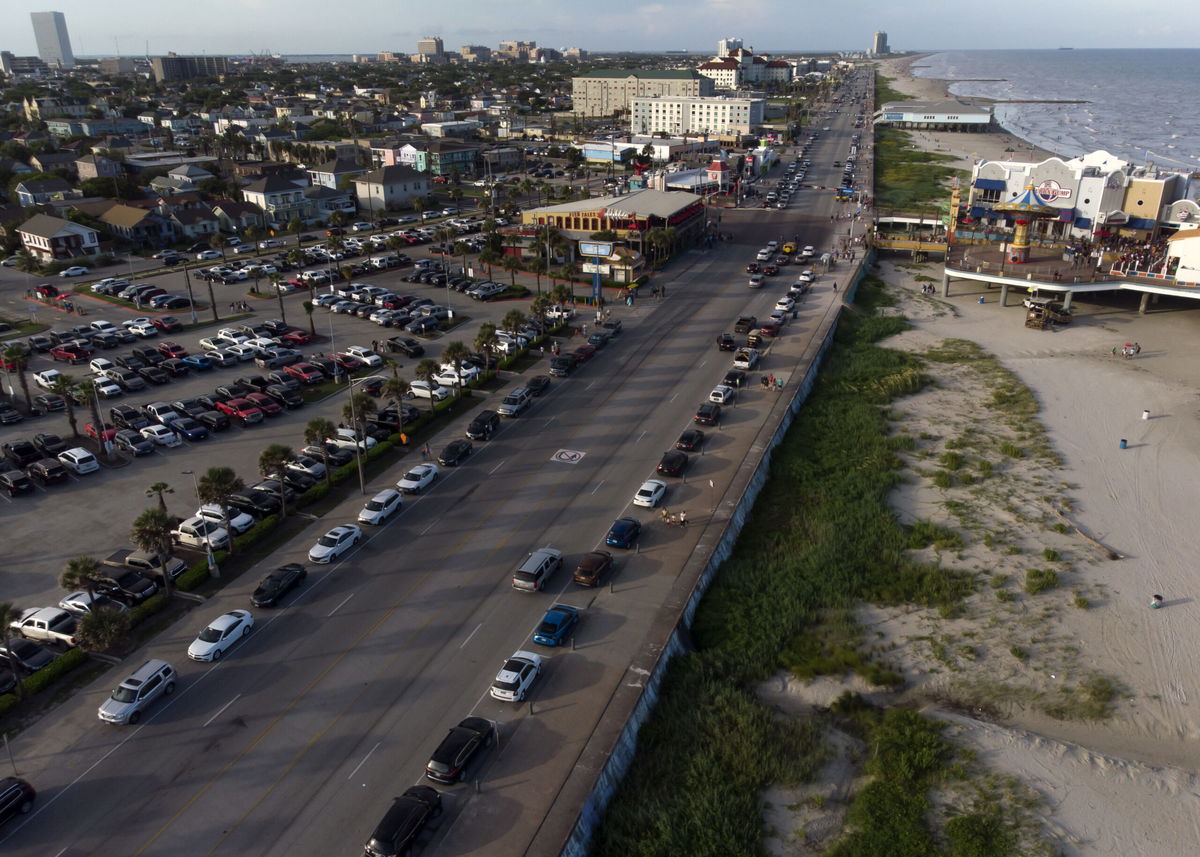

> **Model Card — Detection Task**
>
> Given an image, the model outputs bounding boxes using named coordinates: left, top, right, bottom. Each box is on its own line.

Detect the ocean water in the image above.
left=911, top=50, right=1200, bottom=171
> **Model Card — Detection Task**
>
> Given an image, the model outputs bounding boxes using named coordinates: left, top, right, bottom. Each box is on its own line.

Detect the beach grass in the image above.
left=873, top=126, right=968, bottom=213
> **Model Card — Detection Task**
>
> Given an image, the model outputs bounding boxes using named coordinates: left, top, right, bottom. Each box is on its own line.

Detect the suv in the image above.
left=466, top=409, right=500, bottom=441
left=363, top=786, right=442, bottom=857
left=512, top=547, right=563, bottom=592
left=497, top=387, right=532, bottom=418
left=97, top=659, right=176, bottom=724
left=0, top=777, right=35, bottom=825
left=425, top=716, right=495, bottom=783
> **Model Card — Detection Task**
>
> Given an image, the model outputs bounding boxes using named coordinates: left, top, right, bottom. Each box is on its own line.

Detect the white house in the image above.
left=352, top=165, right=430, bottom=213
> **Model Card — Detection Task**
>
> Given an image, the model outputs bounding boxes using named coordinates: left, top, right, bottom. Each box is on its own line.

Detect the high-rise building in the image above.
left=30, top=11, right=75, bottom=69
left=417, top=36, right=444, bottom=57
left=871, top=31, right=889, bottom=56
left=717, top=37, right=743, bottom=57
left=151, top=53, right=230, bottom=82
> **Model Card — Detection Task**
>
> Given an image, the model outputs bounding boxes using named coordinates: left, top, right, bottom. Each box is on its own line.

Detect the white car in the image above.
left=633, top=478, right=668, bottom=508
left=396, top=463, right=439, bottom=494
left=225, top=344, right=257, bottom=361
left=755, top=248, right=772, bottom=262
left=195, top=504, right=256, bottom=535
left=775, top=296, right=795, bottom=312
left=89, top=357, right=115, bottom=375
left=797, top=269, right=815, bottom=283
left=801, top=245, right=815, bottom=258
left=409, top=379, right=450, bottom=401
left=769, top=309, right=789, bottom=327
left=327, top=428, right=378, bottom=451
left=58, top=447, right=100, bottom=474
left=128, top=321, right=157, bottom=337
left=89, top=320, right=119, bottom=334
left=122, top=317, right=152, bottom=330
left=173, top=516, right=230, bottom=550
left=197, top=250, right=222, bottom=260
left=766, top=240, right=779, bottom=251
left=59, top=590, right=128, bottom=616
left=34, top=369, right=63, bottom=390
left=343, top=345, right=383, bottom=367
left=357, top=489, right=403, bottom=525
left=141, top=424, right=182, bottom=447
left=748, top=274, right=764, bottom=289
left=308, top=524, right=362, bottom=563
left=433, top=367, right=479, bottom=388
left=59, top=266, right=89, bottom=277
left=489, top=651, right=543, bottom=702
left=205, top=350, right=239, bottom=367
left=198, top=336, right=224, bottom=350
left=352, top=221, right=374, bottom=232
left=187, top=610, right=254, bottom=662
left=710, top=385, right=735, bottom=404
left=94, top=378, right=123, bottom=398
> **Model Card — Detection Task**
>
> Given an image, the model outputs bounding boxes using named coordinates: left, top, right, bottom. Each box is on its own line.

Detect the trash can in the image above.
left=1142, top=410, right=1150, bottom=421
left=1119, top=438, right=1128, bottom=449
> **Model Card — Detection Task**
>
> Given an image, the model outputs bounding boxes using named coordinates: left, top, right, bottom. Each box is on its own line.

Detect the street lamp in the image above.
left=344, top=377, right=369, bottom=495
left=181, top=469, right=219, bottom=578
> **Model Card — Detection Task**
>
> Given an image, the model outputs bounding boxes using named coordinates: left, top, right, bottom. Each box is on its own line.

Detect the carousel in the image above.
left=993, top=184, right=1058, bottom=264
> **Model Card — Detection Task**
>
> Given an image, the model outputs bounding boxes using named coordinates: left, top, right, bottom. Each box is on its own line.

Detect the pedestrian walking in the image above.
left=1134, top=342, right=1141, bottom=355
left=230, top=301, right=236, bottom=312
left=422, top=443, right=431, bottom=460
left=776, top=377, right=784, bottom=391
left=679, top=511, right=687, bottom=527
left=832, top=282, right=838, bottom=292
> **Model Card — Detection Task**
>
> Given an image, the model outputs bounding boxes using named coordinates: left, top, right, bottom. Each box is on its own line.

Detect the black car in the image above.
left=4, top=440, right=41, bottom=469
left=526, top=374, right=551, bottom=397
left=657, top=450, right=689, bottom=477
left=0, top=777, right=35, bottom=826
left=0, top=640, right=56, bottom=674
left=675, top=429, right=705, bottom=452
left=229, top=491, right=281, bottom=518
left=114, top=428, right=155, bottom=456
left=438, top=438, right=473, bottom=467
left=282, top=469, right=317, bottom=493
left=27, top=335, right=51, bottom=353
left=265, top=385, right=303, bottom=409
left=27, top=458, right=69, bottom=485
left=137, top=366, right=170, bottom=385
left=548, top=355, right=576, bottom=377
left=695, top=402, right=721, bottom=426
left=32, top=432, right=69, bottom=457
left=96, top=569, right=157, bottom=605
left=32, top=393, right=66, bottom=413
left=160, top=358, right=191, bottom=378
left=386, top=336, right=424, bottom=357
left=196, top=409, right=232, bottom=432
left=170, top=398, right=208, bottom=418
left=363, top=786, right=441, bottom=857
left=110, top=404, right=150, bottom=431
left=425, top=716, right=495, bottom=784
left=358, top=377, right=385, bottom=397
left=304, top=444, right=354, bottom=468
left=0, top=405, right=23, bottom=426
left=723, top=369, right=747, bottom=388
left=466, top=409, right=500, bottom=441
left=0, top=471, right=33, bottom=496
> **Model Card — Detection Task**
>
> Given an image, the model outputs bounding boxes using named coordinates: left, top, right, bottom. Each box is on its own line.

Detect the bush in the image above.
left=298, top=482, right=330, bottom=507
left=0, top=692, right=16, bottom=717
left=177, top=559, right=212, bottom=592
left=1024, top=567, right=1059, bottom=595
left=234, top=514, right=279, bottom=553
left=127, top=593, right=167, bottom=625
left=939, top=451, right=964, bottom=471
left=21, top=647, right=88, bottom=696
left=365, top=439, right=393, bottom=462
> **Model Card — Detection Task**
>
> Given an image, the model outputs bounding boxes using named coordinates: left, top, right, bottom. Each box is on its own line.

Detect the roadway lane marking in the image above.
left=327, top=593, right=354, bottom=616
left=204, top=694, right=242, bottom=728
left=637, top=430, right=646, bottom=443
left=420, top=519, right=437, bottom=535
left=543, top=416, right=556, bottom=428
left=698, top=359, right=706, bottom=368
left=489, top=460, right=504, bottom=474
left=459, top=623, right=483, bottom=649
left=347, top=741, right=380, bottom=780
left=590, top=479, right=605, bottom=495
left=669, top=392, right=678, bottom=402
left=585, top=381, right=595, bottom=390
left=551, top=449, right=585, bottom=464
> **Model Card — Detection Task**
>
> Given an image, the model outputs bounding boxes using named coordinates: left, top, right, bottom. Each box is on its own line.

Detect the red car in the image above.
left=762, top=264, right=779, bottom=276
left=281, top=329, right=311, bottom=346
left=744, top=262, right=761, bottom=274
left=331, top=353, right=364, bottom=371
left=85, top=422, right=119, bottom=442
left=244, top=391, right=283, bottom=417
left=157, top=341, right=188, bottom=359
left=50, top=344, right=92, bottom=364
left=759, top=321, right=782, bottom=337
left=774, top=255, right=790, bottom=266
left=571, top=344, right=596, bottom=363
left=151, top=316, right=183, bottom=332
left=215, top=397, right=264, bottom=425
left=284, top=362, right=324, bottom=384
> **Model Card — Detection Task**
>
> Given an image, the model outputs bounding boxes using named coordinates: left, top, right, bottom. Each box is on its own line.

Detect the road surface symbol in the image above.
left=552, top=449, right=586, bottom=464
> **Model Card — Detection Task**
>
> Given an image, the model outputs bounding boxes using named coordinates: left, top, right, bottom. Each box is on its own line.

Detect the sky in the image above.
left=8, top=0, right=1200, bottom=57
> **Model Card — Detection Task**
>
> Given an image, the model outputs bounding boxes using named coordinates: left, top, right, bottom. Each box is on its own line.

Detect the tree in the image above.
left=145, top=481, right=174, bottom=512
left=75, top=379, right=107, bottom=453
left=501, top=308, right=527, bottom=339
left=59, top=555, right=103, bottom=599
left=270, top=273, right=287, bottom=324
left=413, top=358, right=439, bottom=414
left=328, top=210, right=348, bottom=228
left=197, top=466, right=244, bottom=557
left=287, top=217, right=304, bottom=247
left=211, top=233, right=228, bottom=260
left=441, top=340, right=470, bottom=397
left=129, top=507, right=177, bottom=600
left=474, top=323, right=499, bottom=369
left=76, top=609, right=132, bottom=654
left=530, top=293, right=553, bottom=331
left=342, top=392, right=376, bottom=440
left=380, top=375, right=409, bottom=435
left=258, top=444, right=296, bottom=519
left=477, top=246, right=501, bottom=278
left=501, top=253, right=521, bottom=286
left=560, top=262, right=580, bottom=302
left=0, top=602, right=27, bottom=701
left=48, top=373, right=79, bottom=437
left=244, top=224, right=262, bottom=256
left=529, top=257, right=548, bottom=294
left=549, top=282, right=573, bottom=307
left=304, top=418, right=337, bottom=485
left=3, top=344, right=32, bottom=411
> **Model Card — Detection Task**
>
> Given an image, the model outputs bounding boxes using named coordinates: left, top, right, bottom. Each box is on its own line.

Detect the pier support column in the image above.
left=1062, top=291, right=1073, bottom=311
left=941, top=272, right=950, bottom=297
left=999, top=283, right=1009, bottom=306
left=1138, top=293, right=1150, bottom=315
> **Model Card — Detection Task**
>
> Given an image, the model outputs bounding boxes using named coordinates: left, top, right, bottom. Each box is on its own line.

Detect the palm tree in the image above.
left=452, top=239, right=473, bottom=278
left=413, top=358, right=439, bottom=414
left=441, top=340, right=471, bottom=397
left=146, top=481, right=174, bottom=512
left=474, top=323, right=499, bottom=370
left=304, top=418, right=337, bottom=484
left=75, top=379, right=107, bottom=452
left=560, top=262, right=580, bottom=303
left=2, top=345, right=32, bottom=411
left=211, top=233, right=229, bottom=260
left=197, top=466, right=244, bottom=557
left=530, top=293, right=553, bottom=332
left=0, top=602, right=27, bottom=701
left=379, top=375, right=409, bottom=436
left=244, top=224, right=262, bottom=256
left=287, top=217, right=304, bottom=247
left=501, top=254, right=521, bottom=287
left=48, top=373, right=79, bottom=437
left=258, top=444, right=296, bottom=519
left=477, top=247, right=501, bottom=279
left=328, top=210, right=348, bottom=228
left=59, top=555, right=104, bottom=600
left=501, top=308, right=527, bottom=340
left=549, top=282, right=572, bottom=308
left=287, top=247, right=306, bottom=269
left=76, top=609, right=132, bottom=654
left=130, top=507, right=176, bottom=600
left=529, top=257, right=548, bottom=294
left=269, top=273, right=288, bottom=324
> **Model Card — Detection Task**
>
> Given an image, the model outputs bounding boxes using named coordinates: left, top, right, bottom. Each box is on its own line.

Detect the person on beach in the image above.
left=1151, top=594, right=1164, bottom=609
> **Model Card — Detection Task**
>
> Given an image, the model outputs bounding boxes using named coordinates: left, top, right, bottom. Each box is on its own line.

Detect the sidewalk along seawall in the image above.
left=555, top=285, right=849, bottom=857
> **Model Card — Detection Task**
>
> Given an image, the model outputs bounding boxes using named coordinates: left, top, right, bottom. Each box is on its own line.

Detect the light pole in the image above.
left=181, top=469, right=219, bottom=578
left=344, top=377, right=368, bottom=495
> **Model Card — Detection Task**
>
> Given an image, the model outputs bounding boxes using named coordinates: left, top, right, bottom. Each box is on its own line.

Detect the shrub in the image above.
left=21, top=647, right=88, bottom=696
left=999, top=441, right=1024, bottom=459
left=0, top=692, right=16, bottom=717
left=127, top=593, right=167, bottom=625
left=1042, top=548, right=1061, bottom=562
left=177, top=559, right=211, bottom=592
left=233, top=514, right=279, bottom=553
left=298, top=482, right=330, bottom=507
left=933, top=470, right=953, bottom=489
left=978, top=460, right=993, bottom=478
left=1024, top=567, right=1059, bottom=595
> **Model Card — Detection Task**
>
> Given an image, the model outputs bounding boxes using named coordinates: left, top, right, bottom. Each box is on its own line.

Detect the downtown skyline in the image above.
left=6, top=0, right=1200, bottom=58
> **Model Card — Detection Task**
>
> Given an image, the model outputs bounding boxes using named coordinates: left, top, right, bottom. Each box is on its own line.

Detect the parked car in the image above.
left=186, top=610, right=253, bottom=662
left=424, top=716, right=495, bottom=784
left=573, top=550, right=614, bottom=587
left=489, top=651, right=543, bottom=702
left=358, top=489, right=403, bottom=525
left=362, top=786, right=442, bottom=857
left=532, top=604, right=579, bottom=647
left=606, top=517, right=642, bottom=549
left=633, top=479, right=667, bottom=508
left=307, top=524, right=362, bottom=564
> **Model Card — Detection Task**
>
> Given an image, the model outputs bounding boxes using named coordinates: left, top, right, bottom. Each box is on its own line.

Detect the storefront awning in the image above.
left=973, top=178, right=1006, bottom=191
left=1057, top=208, right=1076, bottom=222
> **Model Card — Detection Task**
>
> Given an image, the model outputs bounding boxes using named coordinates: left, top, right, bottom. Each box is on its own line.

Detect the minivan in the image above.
left=512, top=547, right=563, bottom=592
left=97, top=659, right=176, bottom=724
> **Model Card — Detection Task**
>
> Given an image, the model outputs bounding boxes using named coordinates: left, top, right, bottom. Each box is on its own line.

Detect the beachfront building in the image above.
left=1165, top=230, right=1200, bottom=286
left=966, top=150, right=1191, bottom=240
left=874, top=100, right=992, bottom=132
left=572, top=70, right=713, bottom=118
left=630, top=95, right=764, bottom=136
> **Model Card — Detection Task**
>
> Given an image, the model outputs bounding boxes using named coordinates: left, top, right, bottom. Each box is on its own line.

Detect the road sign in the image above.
left=552, top=449, right=586, bottom=464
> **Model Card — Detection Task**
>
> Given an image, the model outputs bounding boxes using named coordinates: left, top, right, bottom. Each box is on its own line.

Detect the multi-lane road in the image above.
left=0, top=99, right=868, bottom=857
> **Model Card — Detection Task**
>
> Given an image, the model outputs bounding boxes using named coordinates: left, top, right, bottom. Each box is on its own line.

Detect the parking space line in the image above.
left=590, top=479, right=604, bottom=495
left=346, top=741, right=380, bottom=781
left=489, top=460, right=504, bottom=474
left=327, top=593, right=354, bottom=617
left=637, top=430, right=646, bottom=443
left=203, top=694, right=242, bottom=728
left=459, top=623, right=482, bottom=650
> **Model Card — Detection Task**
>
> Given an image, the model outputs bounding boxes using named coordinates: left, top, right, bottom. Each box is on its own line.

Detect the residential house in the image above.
left=75, top=153, right=124, bottom=181
left=23, top=96, right=89, bottom=121
left=99, top=204, right=174, bottom=249
left=307, top=156, right=368, bottom=190
left=18, top=213, right=100, bottom=261
left=241, top=175, right=311, bottom=228
left=0, top=157, right=34, bottom=177
left=401, top=140, right=481, bottom=176
left=29, top=151, right=80, bottom=176
left=169, top=204, right=221, bottom=240
left=15, top=177, right=75, bottom=206
left=150, top=163, right=215, bottom=194
left=304, top=184, right=356, bottom=220
left=212, top=199, right=264, bottom=232
left=352, top=165, right=429, bottom=213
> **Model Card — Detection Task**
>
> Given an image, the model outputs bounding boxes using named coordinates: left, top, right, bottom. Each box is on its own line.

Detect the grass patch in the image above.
left=873, top=125, right=967, bottom=213
left=1023, top=568, right=1059, bottom=595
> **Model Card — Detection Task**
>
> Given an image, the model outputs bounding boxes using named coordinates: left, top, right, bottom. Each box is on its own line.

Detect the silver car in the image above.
left=97, top=659, right=176, bottom=725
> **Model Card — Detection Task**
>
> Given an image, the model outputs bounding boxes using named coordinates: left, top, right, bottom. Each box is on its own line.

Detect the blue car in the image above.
left=170, top=416, right=210, bottom=441
left=532, top=604, right=579, bottom=647
left=182, top=354, right=214, bottom=371
left=605, top=517, right=642, bottom=549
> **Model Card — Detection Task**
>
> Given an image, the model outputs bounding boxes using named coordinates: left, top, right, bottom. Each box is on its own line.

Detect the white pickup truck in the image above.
left=11, top=607, right=78, bottom=647
left=545, top=304, right=576, bottom=322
